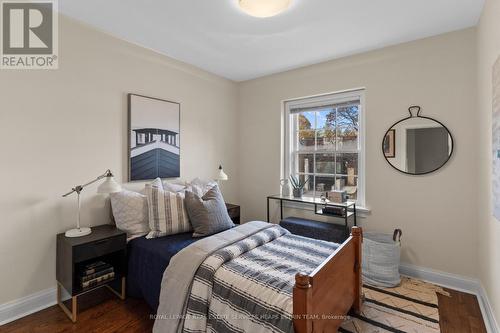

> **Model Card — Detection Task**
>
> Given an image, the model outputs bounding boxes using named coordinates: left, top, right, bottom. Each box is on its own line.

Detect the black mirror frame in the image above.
left=382, top=106, right=454, bottom=176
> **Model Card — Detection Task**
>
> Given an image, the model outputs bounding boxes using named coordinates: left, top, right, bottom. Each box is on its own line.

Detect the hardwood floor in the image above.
left=438, top=288, right=487, bottom=333
left=1, top=287, right=487, bottom=333
left=1, top=289, right=154, bottom=333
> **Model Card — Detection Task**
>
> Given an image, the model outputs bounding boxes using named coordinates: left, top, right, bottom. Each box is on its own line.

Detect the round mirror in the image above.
left=382, top=106, right=454, bottom=175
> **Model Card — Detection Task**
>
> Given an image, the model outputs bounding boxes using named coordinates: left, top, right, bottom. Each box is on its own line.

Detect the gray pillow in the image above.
left=184, top=185, right=234, bottom=237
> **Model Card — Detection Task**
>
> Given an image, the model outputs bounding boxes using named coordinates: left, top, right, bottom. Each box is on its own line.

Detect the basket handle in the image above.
left=393, top=229, right=403, bottom=242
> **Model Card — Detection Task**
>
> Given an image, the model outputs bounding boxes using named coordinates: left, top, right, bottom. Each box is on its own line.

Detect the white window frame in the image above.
left=283, top=88, right=366, bottom=208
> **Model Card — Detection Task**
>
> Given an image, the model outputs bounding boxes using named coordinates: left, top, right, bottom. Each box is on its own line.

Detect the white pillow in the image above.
left=150, top=177, right=164, bottom=189
left=188, top=177, right=217, bottom=196
left=163, top=181, right=187, bottom=193
left=110, top=178, right=164, bottom=241
left=110, top=190, right=149, bottom=241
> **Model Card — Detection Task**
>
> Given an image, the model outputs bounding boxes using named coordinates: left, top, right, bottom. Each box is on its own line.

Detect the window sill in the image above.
left=282, top=200, right=371, bottom=218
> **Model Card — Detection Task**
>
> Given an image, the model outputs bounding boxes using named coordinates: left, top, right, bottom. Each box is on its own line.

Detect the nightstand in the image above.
left=56, top=225, right=127, bottom=322
left=226, top=203, right=240, bottom=224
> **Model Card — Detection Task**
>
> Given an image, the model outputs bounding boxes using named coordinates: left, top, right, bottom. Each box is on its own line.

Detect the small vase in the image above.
left=293, top=188, right=303, bottom=198
left=280, top=179, right=291, bottom=197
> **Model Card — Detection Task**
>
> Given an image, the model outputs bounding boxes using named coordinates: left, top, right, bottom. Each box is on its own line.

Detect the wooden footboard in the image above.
left=293, top=227, right=363, bottom=333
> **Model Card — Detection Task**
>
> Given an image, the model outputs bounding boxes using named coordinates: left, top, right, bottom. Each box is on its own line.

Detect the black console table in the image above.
left=267, top=194, right=357, bottom=233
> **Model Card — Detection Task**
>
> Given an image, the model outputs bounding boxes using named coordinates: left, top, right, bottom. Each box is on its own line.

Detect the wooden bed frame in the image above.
left=293, top=226, right=363, bottom=333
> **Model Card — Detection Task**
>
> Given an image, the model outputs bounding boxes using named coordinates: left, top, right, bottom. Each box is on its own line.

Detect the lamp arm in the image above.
left=62, top=169, right=113, bottom=197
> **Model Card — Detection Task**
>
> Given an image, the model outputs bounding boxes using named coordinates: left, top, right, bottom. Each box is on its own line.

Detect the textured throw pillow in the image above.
left=184, top=185, right=234, bottom=237
left=110, top=190, right=149, bottom=241
left=109, top=179, right=162, bottom=241
left=145, top=185, right=192, bottom=238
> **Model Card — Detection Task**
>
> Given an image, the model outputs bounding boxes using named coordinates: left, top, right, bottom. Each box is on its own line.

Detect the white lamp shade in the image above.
left=218, top=167, right=229, bottom=181
left=97, top=176, right=122, bottom=194
left=239, top=0, right=291, bottom=18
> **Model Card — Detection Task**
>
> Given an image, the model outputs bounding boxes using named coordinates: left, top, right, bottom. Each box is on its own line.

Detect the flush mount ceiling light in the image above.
left=239, top=0, right=291, bottom=18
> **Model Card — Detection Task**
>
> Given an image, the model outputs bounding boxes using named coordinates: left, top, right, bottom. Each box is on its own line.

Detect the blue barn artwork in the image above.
left=128, top=94, right=180, bottom=181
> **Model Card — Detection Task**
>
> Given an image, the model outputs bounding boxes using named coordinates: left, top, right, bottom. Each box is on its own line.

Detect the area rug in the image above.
left=339, top=277, right=450, bottom=333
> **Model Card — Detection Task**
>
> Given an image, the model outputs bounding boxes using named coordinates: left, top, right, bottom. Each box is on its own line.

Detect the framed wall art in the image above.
left=128, top=94, right=180, bottom=181
left=383, top=129, right=396, bottom=158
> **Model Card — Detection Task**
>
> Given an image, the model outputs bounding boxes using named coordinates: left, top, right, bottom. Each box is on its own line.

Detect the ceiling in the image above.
left=59, top=0, right=484, bottom=82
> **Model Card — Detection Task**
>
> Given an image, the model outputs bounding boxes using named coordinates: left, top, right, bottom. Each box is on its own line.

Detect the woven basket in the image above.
left=362, top=229, right=402, bottom=287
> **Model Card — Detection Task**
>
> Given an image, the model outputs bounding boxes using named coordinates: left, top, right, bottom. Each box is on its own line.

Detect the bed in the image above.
left=128, top=221, right=362, bottom=333
left=126, top=232, right=200, bottom=310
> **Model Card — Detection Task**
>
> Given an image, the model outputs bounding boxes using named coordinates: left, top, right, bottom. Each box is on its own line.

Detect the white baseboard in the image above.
left=400, top=263, right=499, bottom=333
left=0, top=287, right=56, bottom=326
left=399, top=263, right=482, bottom=294
left=478, top=284, right=500, bottom=333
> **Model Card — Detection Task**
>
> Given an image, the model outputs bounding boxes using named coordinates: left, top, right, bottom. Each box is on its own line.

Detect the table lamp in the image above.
left=62, top=169, right=121, bottom=238
left=217, top=165, right=228, bottom=181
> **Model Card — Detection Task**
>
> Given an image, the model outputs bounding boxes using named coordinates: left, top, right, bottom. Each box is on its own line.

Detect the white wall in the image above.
left=0, top=16, right=239, bottom=305
left=0, top=12, right=490, bottom=319
left=238, top=29, right=479, bottom=278
left=477, top=0, right=500, bottom=325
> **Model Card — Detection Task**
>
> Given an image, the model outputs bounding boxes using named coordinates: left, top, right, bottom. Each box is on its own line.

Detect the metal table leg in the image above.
left=353, top=203, right=357, bottom=226
left=280, top=199, right=283, bottom=221
left=267, top=197, right=270, bottom=222
left=345, top=207, right=349, bottom=238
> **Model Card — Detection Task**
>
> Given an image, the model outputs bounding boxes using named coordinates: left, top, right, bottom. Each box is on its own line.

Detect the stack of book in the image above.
left=79, top=261, right=115, bottom=290
left=322, top=206, right=345, bottom=217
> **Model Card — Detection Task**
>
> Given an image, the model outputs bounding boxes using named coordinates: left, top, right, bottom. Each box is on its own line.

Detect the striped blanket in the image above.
left=182, top=225, right=339, bottom=333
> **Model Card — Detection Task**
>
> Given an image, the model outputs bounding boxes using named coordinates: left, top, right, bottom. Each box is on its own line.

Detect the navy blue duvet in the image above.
left=127, top=232, right=199, bottom=311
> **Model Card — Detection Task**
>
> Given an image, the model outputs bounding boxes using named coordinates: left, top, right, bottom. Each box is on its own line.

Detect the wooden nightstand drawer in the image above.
left=73, top=235, right=126, bottom=263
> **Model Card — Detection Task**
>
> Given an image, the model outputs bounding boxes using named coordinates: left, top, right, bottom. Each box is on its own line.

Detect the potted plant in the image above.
left=290, top=175, right=309, bottom=198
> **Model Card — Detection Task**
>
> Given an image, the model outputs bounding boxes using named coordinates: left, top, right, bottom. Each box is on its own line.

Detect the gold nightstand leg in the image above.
left=105, top=277, right=126, bottom=300
left=121, top=277, right=126, bottom=299
left=57, top=278, right=125, bottom=322
left=57, top=282, right=77, bottom=322
left=71, top=296, right=77, bottom=321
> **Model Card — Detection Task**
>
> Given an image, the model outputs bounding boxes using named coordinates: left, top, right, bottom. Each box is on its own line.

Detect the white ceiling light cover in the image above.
left=239, top=0, right=291, bottom=18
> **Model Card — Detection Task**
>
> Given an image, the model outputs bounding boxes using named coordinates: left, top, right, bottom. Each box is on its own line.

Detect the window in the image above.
left=284, top=89, right=365, bottom=206
left=137, top=133, right=146, bottom=145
